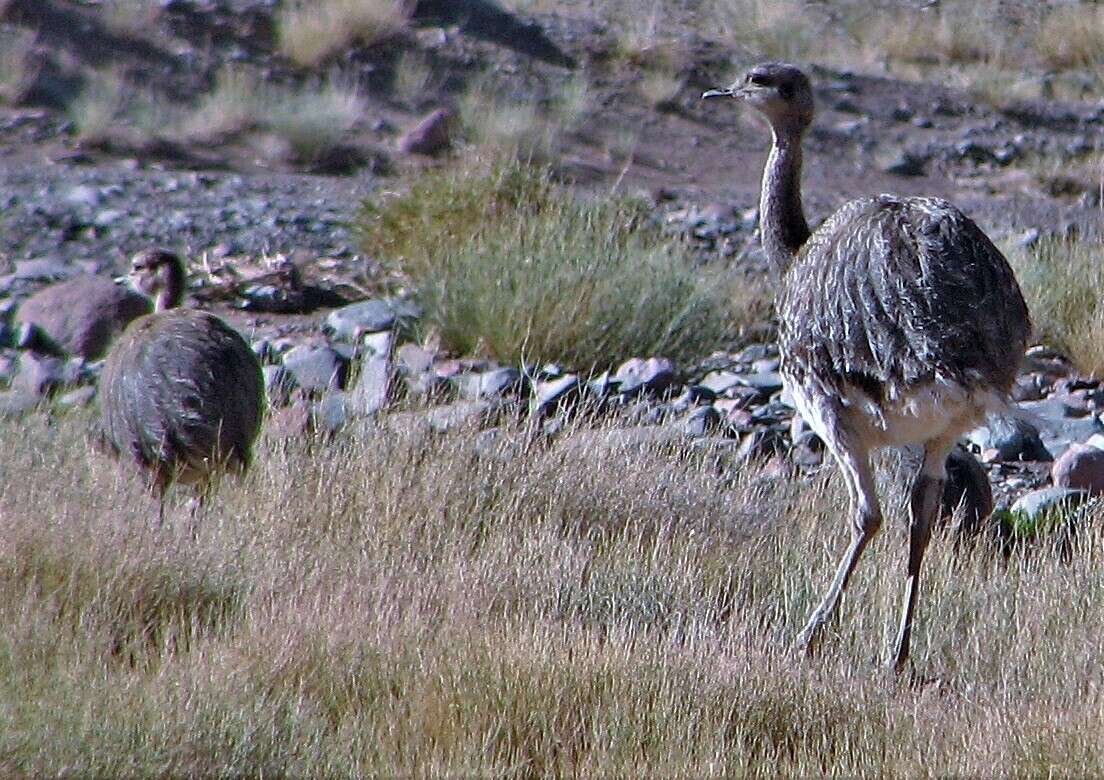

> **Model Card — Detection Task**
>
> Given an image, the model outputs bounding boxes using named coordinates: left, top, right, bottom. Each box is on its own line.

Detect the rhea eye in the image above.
left=748, top=73, right=769, bottom=87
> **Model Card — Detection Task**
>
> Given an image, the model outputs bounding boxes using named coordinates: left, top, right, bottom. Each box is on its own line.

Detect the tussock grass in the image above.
left=278, top=0, right=408, bottom=68
left=68, top=67, right=128, bottom=143
left=1034, top=5, right=1104, bottom=71
left=185, top=67, right=363, bottom=161
left=4, top=400, right=1104, bottom=774
left=357, top=161, right=743, bottom=368
left=1007, top=239, right=1104, bottom=375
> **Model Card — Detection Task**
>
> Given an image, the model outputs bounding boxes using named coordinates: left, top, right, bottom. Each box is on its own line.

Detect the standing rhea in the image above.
left=100, top=249, right=265, bottom=519
left=704, top=64, right=1030, bottom=671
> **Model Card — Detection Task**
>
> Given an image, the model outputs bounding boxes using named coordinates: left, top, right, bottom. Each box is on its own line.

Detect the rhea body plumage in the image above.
left=16, top=273, right=151, bottom=360
left=100, top=250, right=264, bottom=514
left=704, top=63, right=1030, bottom=670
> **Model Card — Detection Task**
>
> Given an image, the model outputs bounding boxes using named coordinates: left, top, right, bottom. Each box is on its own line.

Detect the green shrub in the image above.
left=357, top=162, right=747, bottom=369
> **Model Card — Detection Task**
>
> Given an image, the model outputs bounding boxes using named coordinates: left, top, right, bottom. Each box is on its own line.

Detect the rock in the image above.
left=735, top=370, right=784, bottom=396
left=614, top=356, right=676, bottom=397
left=12, top=353, right=70, bottom=397
left=312, top=392, right=349, bottom=435
left=398, top=108, right=454, bottom=156
left=681, top=405, right=720, bottom=437
left=396, top=343, right=435, bottom=373
left=282, top=345, right=346, bottom=392
left=968, top=415, right=1052, bottom=462
left=700, top=371, right=743, bottom=396
left=457, top=366, right=523, bottom=400
left=1052, top=442, right=1104, bottom=496
left=326, top=299, right=415, bottom=342
left=425, top=400, right=502, bottom=433
left=351, top=339, right=391, bottom=417
left=57, top=385, right=97, bottom=408
left=263, top=365, right=298, bottom=407
left=532, top=374, right=581, bottom=416
left=1010, top=486, right=1091, bottom=521
left=881, top=150, right=927, bottom=177
left=1018, top=398, right=1103, bottom=458
left=942, top=446, right=993, bottom=535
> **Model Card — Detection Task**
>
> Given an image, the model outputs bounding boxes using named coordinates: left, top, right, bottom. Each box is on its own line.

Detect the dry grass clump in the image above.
left=185, top=67, right=363, bottom=162
left=1034, top=5, right=1104, bottom=70
left=356, top=161, right=741, bottom=368
left=1007, top=238, right=1104, bottom=375
left=0, top=26, right=35, bottom=105
left=4, top=399, right=1104, bottom=774
left=67, top=67, right=128, bottom=143
left=277, top=0, right=409, bottom=68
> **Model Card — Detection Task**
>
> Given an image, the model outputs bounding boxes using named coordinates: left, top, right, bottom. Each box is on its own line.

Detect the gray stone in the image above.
left=1052, top=443, right=1104, bottom=496
left=263, top=365, right=298, bottom=407
left=614, top=356, right=676, bottom=397
left=313, top=392, right=349, bottom=435
left=700, top=371, right=743, bottom=396
left=1010, top=486, right=1091, bottom=520
left=326, top=299, right=404, bottom=341
left=12, top=353, right=69, bottom=397
left=57, top=385, right=97, bottom=408
left=735, top=370, right=784, bottom=395
left=396, top=343, right=435, bottom=374
left=458, top=367, right=522, bottom=400
left=682, top=405, right=720, bottom=438
left=533, top=374, right=581, bottom=415
left=426, top=400, right=502, bottom=433
left=351, top=351, right=391, bottom=416
left=282, top=345, right=346, bottom=392
left=361, top=330, right=393, bottom=358
left=1019, top=398, right=1104, bottom=458
left=967, top=415, right=1052, bottom=462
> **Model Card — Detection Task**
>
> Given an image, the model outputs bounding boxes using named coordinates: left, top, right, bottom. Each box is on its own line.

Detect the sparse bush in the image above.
left=357, top=161, right=740, bottom=368
left=1007, top=239, right=1104, bottom=375
left=278, top=0, right=408, bottom=68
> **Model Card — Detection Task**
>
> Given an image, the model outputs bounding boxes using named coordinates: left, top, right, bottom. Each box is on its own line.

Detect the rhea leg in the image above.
left=891, top=440, right=951, bottom=672
left=795, top=436, right=882, bottom=655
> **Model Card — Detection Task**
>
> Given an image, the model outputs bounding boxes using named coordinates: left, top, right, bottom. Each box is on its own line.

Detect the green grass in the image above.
left=357, top=161, right=751, bottom=369
left=1007, top=239, right=1104, bottom=374
left=3, top=401, right=1104, bottom=774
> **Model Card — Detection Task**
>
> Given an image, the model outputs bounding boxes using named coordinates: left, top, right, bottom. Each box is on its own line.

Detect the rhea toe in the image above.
left=705, top=63, right=1030, bottom=671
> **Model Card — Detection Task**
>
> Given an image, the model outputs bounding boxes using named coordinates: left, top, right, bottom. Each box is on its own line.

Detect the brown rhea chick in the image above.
left=100, top=249, right=265, bottom=518
left=704, top=64, right=1030, bottom=672
left=15, top=273, right=152, bottom=360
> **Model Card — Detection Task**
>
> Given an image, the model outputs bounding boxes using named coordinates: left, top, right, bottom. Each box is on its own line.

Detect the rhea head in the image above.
left=126, top=249, right=186, bottom=312
left=703, top=62, right=815, bottom=132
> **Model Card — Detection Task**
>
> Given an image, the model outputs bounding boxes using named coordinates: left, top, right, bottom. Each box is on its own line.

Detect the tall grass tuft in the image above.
left=278, top=0, right=408, bottom=68
left=356, top=161, right=744, bottom=368
left=1007, top=239, right=1104, bottom=374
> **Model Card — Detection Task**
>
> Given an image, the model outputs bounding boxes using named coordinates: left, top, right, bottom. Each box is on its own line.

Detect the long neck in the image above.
left=154, top=266, right=186, bottom=312
left=759, top=127, right=811, bottom=274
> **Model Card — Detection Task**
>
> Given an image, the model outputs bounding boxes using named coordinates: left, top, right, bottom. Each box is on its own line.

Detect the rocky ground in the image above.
left=2, top=0, right=1104, bottom=535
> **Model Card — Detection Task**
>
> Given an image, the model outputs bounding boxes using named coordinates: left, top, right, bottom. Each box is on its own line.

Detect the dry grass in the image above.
left=3, top=396, right=1104, bottom=774
left=185, top=67, right=363, bottom=162
left=1034, top=5, right=1104, bottom=71
left=67, top=67, right=128, bottom=143
left=277, top=0, right=409, bottom=68
left=0, top=26, right=34, bottom=105
left=1007, top=238, right=1104, bottom=375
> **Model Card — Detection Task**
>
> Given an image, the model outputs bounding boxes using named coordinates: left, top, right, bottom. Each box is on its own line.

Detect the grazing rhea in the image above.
left=704, top=63, right=1030, bottom=671
left=100, top=249, right=264, bottom=519
left=16, top=273, right=152, bottom=360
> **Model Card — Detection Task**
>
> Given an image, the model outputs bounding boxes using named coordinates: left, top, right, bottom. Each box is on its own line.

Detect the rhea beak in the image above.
left=701, top=87, right=734, bottom=99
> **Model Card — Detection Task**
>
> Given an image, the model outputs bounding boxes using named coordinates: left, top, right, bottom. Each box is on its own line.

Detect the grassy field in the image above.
left=1, top=407, right=1100, bottom=776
